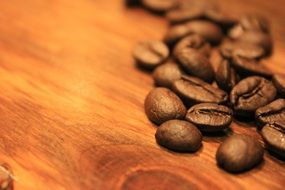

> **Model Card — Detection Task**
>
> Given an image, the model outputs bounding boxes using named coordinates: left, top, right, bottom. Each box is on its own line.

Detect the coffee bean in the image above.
left=273, top=74, right=285, bottom=97
left=230, top=76, right=276, bottom=117
left=142, top=0, right=177, bottom=13
left=0, top=163, right=13, bottom=190
left=173, top=34, right=212, bottom=57
left=256, top=99, right=285, bottom=127
left=166, top=3, right=205, bottom=24
left=228, top=15, right=270, bottom=39
left=186, top=103, right=233, bottom=132
left=174, top=48, right=214, bottom=82
left=172, top=75, right=228, bottom=106
left=133, top=41, right=169, bottom=69
left=220, top=40, right=265, bottom=59
left=216, top=134, right=264, bottom=173
left=155, top=119, right=202, bottom=152
left=145, top=88, right=186, bottom=124
left=261, top=121, right=285, bottom=158
left=236, top=31, right=272, bottom=54
left=164, top=20, right=223, bottom=46
left=152, top=60, right=183, bottom=88
left=231, top=56, right=272, bottom=78
left=215, top=58, right=239, bottom=92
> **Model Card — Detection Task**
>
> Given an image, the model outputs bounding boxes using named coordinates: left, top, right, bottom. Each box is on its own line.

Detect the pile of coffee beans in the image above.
left=127, top=0, right=285, bottom=173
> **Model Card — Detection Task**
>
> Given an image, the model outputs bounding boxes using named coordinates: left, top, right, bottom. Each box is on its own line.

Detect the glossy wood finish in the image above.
left=0, top=0, right=284, bottom=189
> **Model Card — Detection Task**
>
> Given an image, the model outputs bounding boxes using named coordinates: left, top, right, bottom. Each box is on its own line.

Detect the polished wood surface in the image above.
left=0, top=0, right=284, bottom=189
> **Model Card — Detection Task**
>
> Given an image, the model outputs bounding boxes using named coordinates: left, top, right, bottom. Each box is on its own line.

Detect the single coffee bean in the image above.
left=228, top=15, right=269, bottom=39
left=142, top=0, right=177, bottom=13
left=236, top=31, right=272, bottom=54
left=256, top=99, right=285, bottom=127
left=186, top=103, right=233, bottom=132
left=231, top=56, right=272, bottom=78
left=152, top=61, right=183, bottom=88
left=216, top=134, right=264, bottom=173
left=220, top=40, right=265, bottom=59
left=172, top=75, right=228, bottom=106
left=261, top=121, right=285, bottom=158
left=173, top=34, right=212, bottom=58
left=0, top=163, right=13, bottom=190
left=230, top=76, right=276, bottom=117
left=272, top=74, right=285, bottom=97
left=133, top=41, right=169, bottom=69
left=166, top=4, right=205, bottom=24
left=155, top=119, right=202, bottom=152
left=215, top=58, right=239, bottom=92
left=174, top=48, right=214, bottom=83
left=145, top=88, right=186, bottom=124
left=164, top=20, right=223, bottom=46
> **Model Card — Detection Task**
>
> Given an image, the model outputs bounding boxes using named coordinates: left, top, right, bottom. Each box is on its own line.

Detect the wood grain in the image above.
left=0, top=0, right=284, bottom=189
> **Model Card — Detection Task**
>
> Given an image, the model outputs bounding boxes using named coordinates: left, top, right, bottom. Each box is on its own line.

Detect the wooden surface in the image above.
left=0, top=0, right=284, bottom=189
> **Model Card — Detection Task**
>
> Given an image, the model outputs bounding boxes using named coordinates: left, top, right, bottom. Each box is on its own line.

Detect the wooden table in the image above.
left=0, top=0, right=284, bottom=189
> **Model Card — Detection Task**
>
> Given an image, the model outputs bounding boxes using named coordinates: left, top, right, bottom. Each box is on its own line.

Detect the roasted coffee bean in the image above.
left=166, top=4, right=205, bottom=24
left=261, top=121, right=285, bottom=158
left=164, top=20, right=223, bottom=46
left=256, top=99, right=285, bottom=127
left=230, top=76, right=276, bottom=117
left=153, top=61, right=183, bottom=88
left=173, top=34, right=212, bottom=58
left=272, top=74, right=285, bottom=97
left=215, top=58, right=239, bottom=92
left=142, top=0, right=177, bottom=13
left=145, top=88, right=186, bottom=124
left=220, top=40, right=265, bottom=59
left=216, top=134, right=264, bottom=173
left=172, top=75, right=228, bottom=106
left=186, top=103, right=233, bottom=132
left=155, top=119, right=202, bottom=152
left=174, top=49, right=214, bottom=82
left=0, top=163, right=13, bottom=190
left=236, top=31, right=272, bottom=54
left=231, top=56, right=272, bottom=78
left=228, top=15, right=270, bottom=39
left=133, top=41, right=169, bottom=69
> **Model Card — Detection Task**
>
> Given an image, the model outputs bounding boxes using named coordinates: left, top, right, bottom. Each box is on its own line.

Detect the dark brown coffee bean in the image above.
left=261, top=121, right=285, bottom=158
left=133, top=41, right=169, bottom=69
left=272, top=74, right=285, bottom=97
left=256, top=99, right=285, bottom=127
left=164, top=20, right=223, bottom=46
left=186, top=103, right=233, bottom=132
left=173, top=34, right=212, bottom=58
left=172, top=75, right=228, bottom=106
left=152, top=61, right=183, bottom=88
left=230, top=76, right=276, bottom=117
left=205, top=9, right=236, bottom=29
left=155, top=119, right=202, bottom=152
left=174, top=49, right=214, bottom=83
left=215, top=58, right=239, bottom=92
left=166, top=4, right=205, bottom=24
left=145, top=88, right=186, bottom=124
left=228, top=15, right=270, bottom=39
left=231, top=56, right=272, bottom=78
left=220, top=40, right=265, bottom=59
left=216, top=134, right=264, bottom=173
left=236, top=31, right=272, bottom=54
left=0, top=163, right=13, bottom=190
left=142, top=0, right=177, bottom=13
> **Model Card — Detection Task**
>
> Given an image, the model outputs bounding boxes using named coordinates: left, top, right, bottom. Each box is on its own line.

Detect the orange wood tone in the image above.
left=0, top=0, right=284, bottom=189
